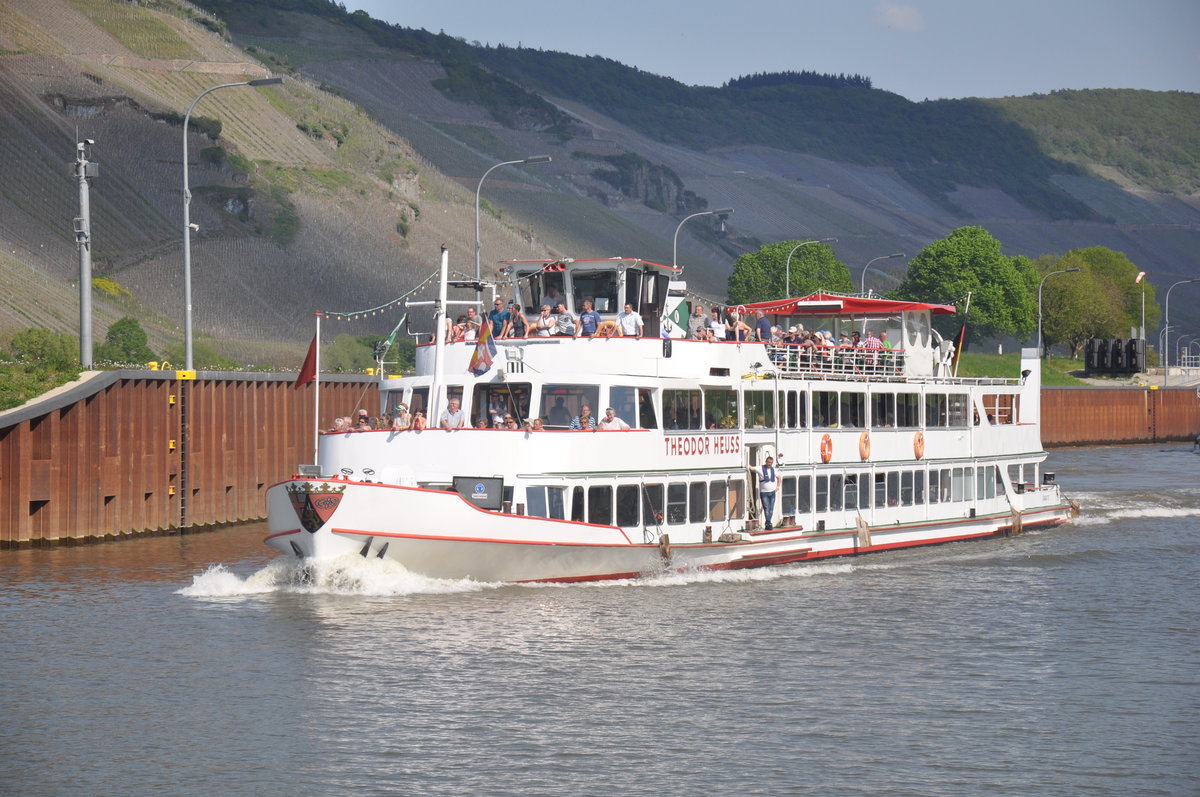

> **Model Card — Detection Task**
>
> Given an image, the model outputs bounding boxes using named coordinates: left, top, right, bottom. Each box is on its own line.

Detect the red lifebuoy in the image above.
left=819, top=433, right=833, bottom=463
left=859, top=431, right=871, bottom=461
left=914, top=430, right=925, bottom=459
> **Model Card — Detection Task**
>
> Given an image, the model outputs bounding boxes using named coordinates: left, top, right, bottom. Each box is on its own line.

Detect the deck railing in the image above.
left=766, top=343, right=907, bottom=380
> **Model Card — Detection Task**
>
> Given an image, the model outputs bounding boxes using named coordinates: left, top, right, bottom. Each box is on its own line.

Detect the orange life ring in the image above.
left=913, top=430, right=925, bottom=459
left=819, top=433, right=833, bottom=463
left=859, top=431, right=871, bottom=461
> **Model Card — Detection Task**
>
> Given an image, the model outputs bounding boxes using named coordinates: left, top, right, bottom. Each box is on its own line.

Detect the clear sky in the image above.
left=348, top=0, right=1199, bottom=101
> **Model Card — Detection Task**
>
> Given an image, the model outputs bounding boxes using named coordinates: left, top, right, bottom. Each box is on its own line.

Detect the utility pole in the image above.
left=73, top=139, right=98, bottom=367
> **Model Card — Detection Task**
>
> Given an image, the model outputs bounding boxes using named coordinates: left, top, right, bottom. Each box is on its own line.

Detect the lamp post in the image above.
left=1162, top=278, right=1200, bottom=385
left=475, top=155, right=551, bottom=281
left=1036, top=267, right=1081, bottom=357
left=673, top=207, right=733, bottom=269
left=859, top=252, right=906, bottom=295
left=784, top=237, right=837, bottom=297
left=182, top=77, right=282, bottom=371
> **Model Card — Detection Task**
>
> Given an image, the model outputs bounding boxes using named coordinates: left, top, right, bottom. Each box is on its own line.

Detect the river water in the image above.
left=1, top=444, right=1197, bottom=796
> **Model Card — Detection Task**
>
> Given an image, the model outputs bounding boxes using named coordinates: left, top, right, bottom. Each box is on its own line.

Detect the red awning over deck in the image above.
left=728, top=292, right=957, bottom=316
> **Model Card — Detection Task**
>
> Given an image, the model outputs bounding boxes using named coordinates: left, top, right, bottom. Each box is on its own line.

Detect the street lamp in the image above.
left=673, top=208, right=733, bottom=269
left=1036, top=267, right=1081, bottom=357
left=1163, top=278, right=1200, bottom=385
left=182, top=76, right=282, bottom=371
left=784, top=237, right=837, bottom=297
left=475, top=156, right=551, bottom=281
left=860, top=253, right=906, bottom=295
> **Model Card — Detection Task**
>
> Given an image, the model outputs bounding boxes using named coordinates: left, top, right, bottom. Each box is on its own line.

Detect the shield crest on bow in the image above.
left=287, top=483, right=345, bottom=533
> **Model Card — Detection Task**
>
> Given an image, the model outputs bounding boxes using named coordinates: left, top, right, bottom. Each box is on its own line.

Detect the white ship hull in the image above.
left=266, top=477, right=1074, bottom=583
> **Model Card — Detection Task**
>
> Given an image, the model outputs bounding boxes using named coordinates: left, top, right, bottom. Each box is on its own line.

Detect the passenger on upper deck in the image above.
left=463, top=308, right=480, bottom=341
left=597, top=407, right=630, bottom=430
left=710, top=308, right=726, bottom=341
left=488, top=299, right=509, bottom=338
left=554, top=303, right=576, bottom=337
left=439, top=398, right=465, bottom=430
left=547, top=397, right=571, bottom=427
left=393, top=404, right=411, bottom=430
left=570, top=405, right=597, bottom=430
left=534, top=305, right=555, bottom=337
left=754, top=310, right=771, bottom=342
left=504, top=301, right=528, bottom=338
left=449, top=315, right=468, bottom=343
left=688, top=304, right=710, bottom=340
left=330, top=417, right=348, bottom=433
left=616, top=303, right=643, bottom=337
left=354, top=409, right=373, bottom=431
left=576, top=300, right=601, bottom=338
left=731, top=313, right=752, bottom=341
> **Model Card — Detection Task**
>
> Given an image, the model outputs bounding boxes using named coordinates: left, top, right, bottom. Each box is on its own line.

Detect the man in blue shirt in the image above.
left=576, top=299, right=601, bottom=337
left=488, top=299, right=509, bottom=338
left=755, top=310, right=772, bottom=342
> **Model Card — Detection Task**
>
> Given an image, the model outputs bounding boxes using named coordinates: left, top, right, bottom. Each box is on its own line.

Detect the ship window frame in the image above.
left=667, top=483, right=687, bottom=525
left=871, top=393, right=896, bottom=428
left=702, top=388, right=738, bottom=430
left=781, top=476, right=796, bottom=516
left=642, top=483, right=664, bottom=527
left=744, top=390, right=775, bottom=429
left=728, top=479, right=745, bottom=520
left=540, top=384, right=600, bottom=430
left=926, top=393, right=948, bottom=427
left=588, top=485, right=613, bottom=525
left=616, top=484, right=640, bottom=527
left=840, top=392, right=866, bottom=428
left=709, top=480, right=727, bottom=522
left=814, top=390, right=839, bottom=428
left=638, top=388, right=658, bottom=429
left=664, top=389, right=702, bottom=430
left=609, top=386, right=639, bottom=429
left=526, top=485, right=566, bottom=520
left=689, top=482, right=707, bottom=523
left=571, top=268, right=619, bottom=314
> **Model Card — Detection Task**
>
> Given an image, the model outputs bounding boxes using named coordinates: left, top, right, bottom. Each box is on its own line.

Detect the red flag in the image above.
left=293, top=334, right=317, bottom=389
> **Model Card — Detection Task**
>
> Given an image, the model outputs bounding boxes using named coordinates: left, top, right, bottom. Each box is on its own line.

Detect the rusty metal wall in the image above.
left=1041, top=386, right=1200, bottom=446
left=0, top=372, right=376, bottom=547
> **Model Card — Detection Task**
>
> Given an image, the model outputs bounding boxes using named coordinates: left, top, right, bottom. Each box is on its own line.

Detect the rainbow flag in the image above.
left=468, top=318, right=497, bottom=375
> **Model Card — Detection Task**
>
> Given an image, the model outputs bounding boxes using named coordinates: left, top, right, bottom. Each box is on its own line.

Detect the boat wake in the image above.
left=1067, top=490, right=1200, bottom=527
left=177, top=555, right=495, bottom=598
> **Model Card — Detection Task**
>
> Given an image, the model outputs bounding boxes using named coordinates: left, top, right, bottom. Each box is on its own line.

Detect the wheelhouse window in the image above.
left=540, top=384, right=600, bottom=429
left=664, top=389, right=702, bottom=430
left=703, top=388, right=738, bottom=430
left=571, top=269, right=619, bottom=314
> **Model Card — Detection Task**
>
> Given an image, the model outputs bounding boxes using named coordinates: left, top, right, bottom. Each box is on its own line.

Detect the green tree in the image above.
left=95, top=317, right=155, bottom=364
left=1039, top=252, right=1124, bottom=358
left=892, top=226, right=1036, bottom=340
left=9, top=328, right=77, bottom=371
left=727, top=240, right=851, bottom=304
left=1062, top=246, right=1159, bottom=334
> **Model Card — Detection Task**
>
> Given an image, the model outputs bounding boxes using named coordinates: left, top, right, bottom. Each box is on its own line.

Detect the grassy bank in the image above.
left=955, top=352, right=1087, bottom=385
left=0, top=362, right=81, bottom=412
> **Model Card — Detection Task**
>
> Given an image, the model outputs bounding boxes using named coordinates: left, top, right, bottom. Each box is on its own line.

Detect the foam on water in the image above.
left=177, top=555, right=495, bottom=598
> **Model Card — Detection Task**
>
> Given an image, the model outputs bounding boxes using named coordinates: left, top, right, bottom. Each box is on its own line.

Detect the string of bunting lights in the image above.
left=323, top=268, right=486, bottom=322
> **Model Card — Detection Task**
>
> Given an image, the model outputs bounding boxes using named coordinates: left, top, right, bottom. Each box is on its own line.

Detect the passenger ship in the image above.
left=266, top=252, right=1076, bottom=582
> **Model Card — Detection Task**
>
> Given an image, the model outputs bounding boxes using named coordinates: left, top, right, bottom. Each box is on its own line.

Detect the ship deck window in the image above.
left=709, top=480, right=727, bottom=522
left=728, top=479, right=745, bottom=520
left=897, top=393, right=921, bottom=427
left=840, top=392, right=865, bottom=428
left=473, top=383, right=531, bottom=427
left=642, top=484, right=664, bottom=527
left=638, top=388, right=658, bottom=429
left=610, top=386, right=639, bottom=429
left=744, top=391, right=774, bottom=428
left=616, top=485, right=640, bottom=527
left=779, top=389, right=806, bottom=429
left=689, top=482, right=707, bottom=523
left=703, top=388, right=738, bottom=430
left=872, top=393, right=896, bottom=428
left=667, top=483, right=687, bottom=524
left=664, top=389, right=702, bottom=430
left=588, top=486, right=613, bottom=525
left=541, top=384, right=599, bottom=429
left=781, top=477, right=796, bottom=516
left=926, top=394, right=948, bottom=427
left=526, top=486, right=565, bottom=520
left=948, top=394, right=971, bottom=427
left=814, top=391, right=839, bottom=427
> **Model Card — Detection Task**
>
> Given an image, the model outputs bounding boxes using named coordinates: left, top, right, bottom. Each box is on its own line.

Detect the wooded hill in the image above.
left=1, top=0, right=1197, bottom=368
